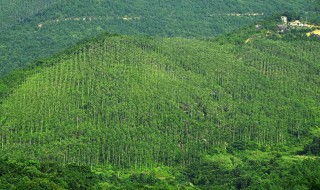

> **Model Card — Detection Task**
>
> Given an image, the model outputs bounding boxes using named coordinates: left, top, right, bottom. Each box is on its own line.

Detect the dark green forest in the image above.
left=1, top=1, right=320, bottom=189
left=0, top=156, right=320, bottom=189
left=0, top=0, right=319, bottom=75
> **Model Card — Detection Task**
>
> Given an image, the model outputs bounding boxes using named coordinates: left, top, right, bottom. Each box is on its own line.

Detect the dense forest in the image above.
left=1, top=22, right=320, bottom=188
left=0, top=0, right=319, bottom=75
left=1, top=33, right=319, bottom=166
left=0, top=156, right=320, bottom=189
left=1, top=1, right=320, bottom=189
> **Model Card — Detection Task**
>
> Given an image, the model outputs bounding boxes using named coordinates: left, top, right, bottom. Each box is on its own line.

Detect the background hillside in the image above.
left=0, top=0, right=319, bottom=76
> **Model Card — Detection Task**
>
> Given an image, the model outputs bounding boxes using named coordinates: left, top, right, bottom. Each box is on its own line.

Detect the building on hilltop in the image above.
left=281, top=16, right=288, bottom=24
left=289, top=20, right=307, bottom=27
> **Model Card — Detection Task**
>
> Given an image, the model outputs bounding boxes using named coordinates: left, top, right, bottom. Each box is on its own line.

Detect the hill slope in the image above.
left=1, top=0, right=319, bottom=75
left=0, top=32, right=319, bottom=168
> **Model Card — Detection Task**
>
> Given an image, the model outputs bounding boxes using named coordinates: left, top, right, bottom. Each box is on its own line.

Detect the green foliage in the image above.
left=0, top=31, right=319, bottom=169
left=1, top=155, right=319, bottom=189
left=0, top=0, right=319, bottom=75
left=64, top=164, right=98, bottom=190
left=0, top=9, right=320, bottom=188
left=186, top=152, right=320, bottom=189
left=0, top=158, right=99, bottom=189
left=300, top=137, right=320, bottom=156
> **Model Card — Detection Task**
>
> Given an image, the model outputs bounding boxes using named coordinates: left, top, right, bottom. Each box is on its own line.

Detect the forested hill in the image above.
left=1, top=17, right=320, bottom=187
left=1, top=0, right=319, bottom=76
left=0, top=30, right=319, bottom=168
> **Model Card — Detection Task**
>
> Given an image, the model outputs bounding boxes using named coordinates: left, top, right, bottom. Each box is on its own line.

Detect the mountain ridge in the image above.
left=0, top=0, right=319, bottom=76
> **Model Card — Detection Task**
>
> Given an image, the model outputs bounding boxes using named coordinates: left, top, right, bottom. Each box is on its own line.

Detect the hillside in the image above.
left=1, top=0, right=319, bottom=76
left=0, top=16, right=320, bottom=187
left=1, top=30, right=319, bottom=167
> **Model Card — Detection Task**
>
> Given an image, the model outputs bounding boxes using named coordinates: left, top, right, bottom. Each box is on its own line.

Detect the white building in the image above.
left=281, top=16, right=288, bottom=24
